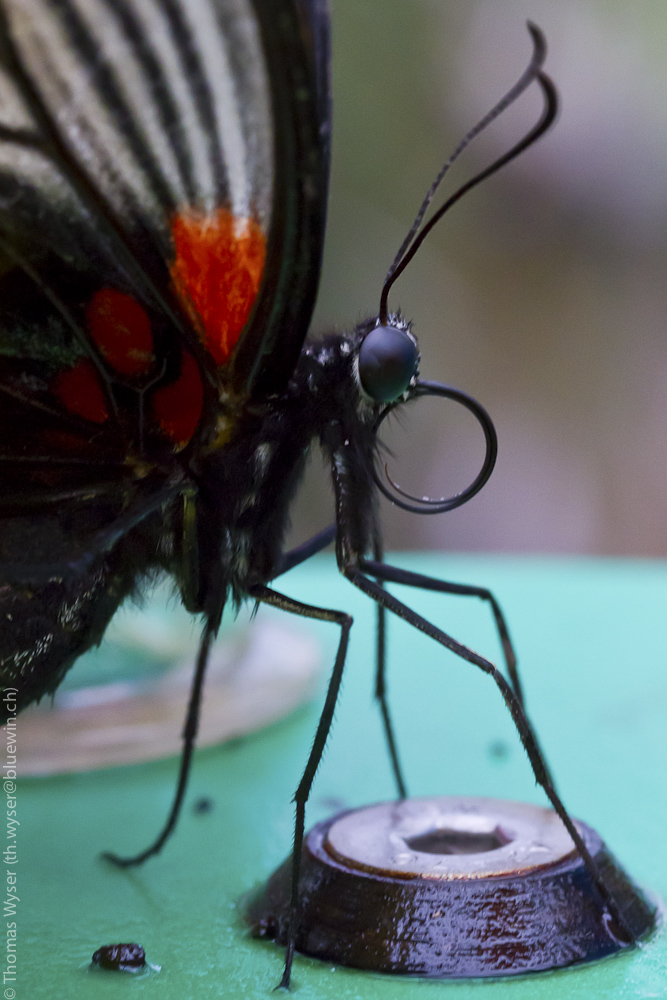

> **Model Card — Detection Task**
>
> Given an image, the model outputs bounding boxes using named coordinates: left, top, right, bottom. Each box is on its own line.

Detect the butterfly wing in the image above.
left=233, top=0, right=330, bottom=398
left=0, top=0, right=330, bottom=389
left=0, top=0, right=330, bottom=711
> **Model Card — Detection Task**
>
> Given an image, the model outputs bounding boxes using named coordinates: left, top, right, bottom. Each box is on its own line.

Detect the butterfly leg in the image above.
left=359, top=557, right=557, bottom=790
left=248, top=583, right=352, bottom=991
left=103, top=485, right=227, bottom=868
left=102, top=619, right=217, bottom=868
left=342, top=561, right=634, bottom=945
left=363, top=557, right=524, bottom=704
left=103, top=526, right=340, bottom=872
left=270, top=523, right=336, bottom=579
left=271, top=526, right=407, bottom=799
left=371, top=534, right=407, bottom=799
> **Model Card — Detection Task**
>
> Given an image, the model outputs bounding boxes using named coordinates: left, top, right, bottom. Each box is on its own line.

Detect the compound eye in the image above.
left=358, top=325, right=419, bottom=403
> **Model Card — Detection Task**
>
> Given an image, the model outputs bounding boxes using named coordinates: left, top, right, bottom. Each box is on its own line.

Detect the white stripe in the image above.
left=224, top=0, right=274, bottom=225
left=81, top=0, right=187, bottom=204
left=134, top=0, right=217, bottom=209
left=182, top=0, right=249, bottom=217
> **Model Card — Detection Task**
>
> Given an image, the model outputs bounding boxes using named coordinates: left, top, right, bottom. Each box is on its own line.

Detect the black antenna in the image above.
left=378, top=23, right=558, bottom=324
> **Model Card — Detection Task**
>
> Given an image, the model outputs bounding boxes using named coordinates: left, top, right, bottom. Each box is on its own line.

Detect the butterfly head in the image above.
left=356, top=313, right=419, bottom=405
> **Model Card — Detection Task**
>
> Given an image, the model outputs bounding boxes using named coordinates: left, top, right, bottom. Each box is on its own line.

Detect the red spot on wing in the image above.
left=51, top=358, right=109, bottom=424
left=170, top=208, right=266, bottom=366
left=87, top=288, right=154, bottom=376
left=151, top=350, right=203, bottom=446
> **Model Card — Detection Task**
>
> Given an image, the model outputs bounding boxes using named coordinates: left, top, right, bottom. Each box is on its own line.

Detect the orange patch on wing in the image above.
left=52, top=358, right=109, bottom=424
left=151, top=350, right=203, bottom=446
left=87, top=287, right=154, bottom=376
left=170, top=208, right=266, bottom=366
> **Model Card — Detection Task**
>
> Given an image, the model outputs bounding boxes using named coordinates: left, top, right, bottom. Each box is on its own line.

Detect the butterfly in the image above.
left=0, top=0, right=630, bottom=985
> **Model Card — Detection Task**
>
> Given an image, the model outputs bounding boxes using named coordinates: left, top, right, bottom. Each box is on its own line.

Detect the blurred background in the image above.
left=288, top=0, right=667, bottom=556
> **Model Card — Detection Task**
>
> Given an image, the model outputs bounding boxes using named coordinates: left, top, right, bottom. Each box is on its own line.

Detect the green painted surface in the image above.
left=16, top=556, right=667, bottom=998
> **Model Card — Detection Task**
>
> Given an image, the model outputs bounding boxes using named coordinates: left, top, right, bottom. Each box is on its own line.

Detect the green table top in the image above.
left=17, top=555, right=667, bottom=998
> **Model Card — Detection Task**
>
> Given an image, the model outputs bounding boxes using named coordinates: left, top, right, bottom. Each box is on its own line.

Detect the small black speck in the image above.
left=488, top=739, right=510, bottom=761
left=193, top=796, right=214, bottom=815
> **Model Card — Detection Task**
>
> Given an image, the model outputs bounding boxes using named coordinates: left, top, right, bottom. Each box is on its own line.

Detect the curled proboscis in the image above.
left=373, top=380, right=497, bottom=514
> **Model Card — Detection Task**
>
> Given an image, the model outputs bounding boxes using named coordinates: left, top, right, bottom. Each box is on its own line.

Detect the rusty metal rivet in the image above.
left=246, top=796, right=656, bottom=978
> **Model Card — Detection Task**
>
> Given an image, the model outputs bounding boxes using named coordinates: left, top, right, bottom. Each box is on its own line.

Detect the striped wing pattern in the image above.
left=0, top=0, right=274, bottom=289
left=0, top=0, right=330, bottom=705
left=0, top=0, right=328, bottom=468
